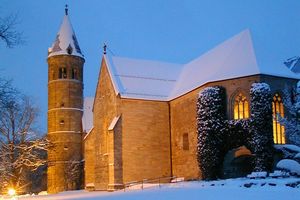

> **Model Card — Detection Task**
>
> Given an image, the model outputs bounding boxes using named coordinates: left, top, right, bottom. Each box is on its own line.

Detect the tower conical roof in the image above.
left=48, top=9, right=84, bottom=58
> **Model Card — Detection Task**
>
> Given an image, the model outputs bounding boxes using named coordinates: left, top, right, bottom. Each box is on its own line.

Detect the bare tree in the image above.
left=0, top=14, right=23, bottom=48
left=0, top=80, right=48, bottom=194
left=64, top=159, right=82, bottom=191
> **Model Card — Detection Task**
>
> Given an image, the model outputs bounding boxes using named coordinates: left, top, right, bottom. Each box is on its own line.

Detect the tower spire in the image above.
left=48, top=5, right=83, bottom=58
left=65, top=4, right=68, bottom=15
left=103, top=43, right=107, bottom=54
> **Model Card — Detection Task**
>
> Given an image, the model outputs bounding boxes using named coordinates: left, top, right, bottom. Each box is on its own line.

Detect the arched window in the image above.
left=71, top=68, right=78, bottom=79
left=233, top=93, right=249, bottom=120
left=272, top=93, right=285, bottom=144
left=59, top=67, right=67, bottom=79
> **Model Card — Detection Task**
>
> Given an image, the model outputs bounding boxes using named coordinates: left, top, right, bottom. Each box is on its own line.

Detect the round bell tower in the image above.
left=47, top=5, right=84, bottom=194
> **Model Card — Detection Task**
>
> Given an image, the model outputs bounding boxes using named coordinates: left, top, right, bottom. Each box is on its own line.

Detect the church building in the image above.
left=47, top=8, right=300, bottom=193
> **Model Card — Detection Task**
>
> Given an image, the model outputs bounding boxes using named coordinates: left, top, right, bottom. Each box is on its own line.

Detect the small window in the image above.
left=233, top=93, right=249, bottom=119
left=272, top=93, right=285, bottom=144
left=59, top=67, right=67, bottom=79
left=60, top=119, right=65, bottom=125
left=71, top=68, right=78, bottom=79
left=183, top=133, right=189, bottom=150
left=60, top=102, right=65, bottom=107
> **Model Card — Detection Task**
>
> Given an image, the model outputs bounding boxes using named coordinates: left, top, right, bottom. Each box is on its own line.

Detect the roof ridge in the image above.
left=111, top=55, right=182, bottom=65
left=115, top=74, right=176, bottom=82
left=121, top=92, right=168, bottom=98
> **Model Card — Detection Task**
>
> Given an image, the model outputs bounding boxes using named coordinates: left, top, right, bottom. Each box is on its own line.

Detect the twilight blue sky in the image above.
left=1, top=0, right=300, bottom=132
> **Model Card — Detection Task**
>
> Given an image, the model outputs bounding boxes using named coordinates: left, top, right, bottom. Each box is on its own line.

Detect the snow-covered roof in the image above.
left=48, top=12, right=84, bottom=58
left=284, top=56, right=300, bottom=73
left=82, top=97, right=94, bottom=132
left=104, top=29, right=300, bottom=101
left=104, top=55, right=183, bottom=101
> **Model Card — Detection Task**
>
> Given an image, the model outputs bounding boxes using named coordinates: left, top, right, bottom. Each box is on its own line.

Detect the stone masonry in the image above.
left=47, top=55, right=84, bottom=193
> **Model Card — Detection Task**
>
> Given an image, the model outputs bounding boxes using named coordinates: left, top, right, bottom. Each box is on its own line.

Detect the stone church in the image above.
left=46, top=8, right=300, bottom=193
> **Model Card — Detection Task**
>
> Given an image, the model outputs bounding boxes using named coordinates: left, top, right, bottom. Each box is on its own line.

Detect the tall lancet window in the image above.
left=272, top=93, right=285, bottom=144
left=234, top=93, right=249, bottom=119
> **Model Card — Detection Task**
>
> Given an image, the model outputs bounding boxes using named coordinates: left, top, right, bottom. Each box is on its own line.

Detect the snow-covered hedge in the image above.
left=249, top=83, right=274, bottom=171
left=279, top=80, right=300, bottom=146
left=197, top=86, right=226, bottom=180
left=197, top=83, right=274, bottom=180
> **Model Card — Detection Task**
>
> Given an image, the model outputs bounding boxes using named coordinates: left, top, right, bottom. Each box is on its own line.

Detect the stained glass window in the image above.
left=272, top=93, right=285, bottom=144
left=234, top=93, right=249, bottom=119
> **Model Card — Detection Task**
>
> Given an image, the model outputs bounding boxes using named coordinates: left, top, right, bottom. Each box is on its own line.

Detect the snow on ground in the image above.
left=4, top=177, right=300, bottom=200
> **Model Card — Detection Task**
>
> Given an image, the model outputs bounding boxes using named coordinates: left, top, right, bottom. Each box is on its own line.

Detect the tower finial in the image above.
left=103, top=43, right=107, bottom=55
left=65, top=4, right=68, bottom=15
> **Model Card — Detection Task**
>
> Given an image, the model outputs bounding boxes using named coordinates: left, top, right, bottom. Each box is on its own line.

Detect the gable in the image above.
left=93, top=58, right=119, bottom=113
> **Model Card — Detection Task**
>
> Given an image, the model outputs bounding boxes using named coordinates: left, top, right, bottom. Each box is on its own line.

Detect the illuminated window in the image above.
left=59, top=67, right=67, bottom=79
left=233, top=93, right=249, bottom=119
left=183, top=133, right=189, bottom=150
left=272, top=93, right=285, bottom=144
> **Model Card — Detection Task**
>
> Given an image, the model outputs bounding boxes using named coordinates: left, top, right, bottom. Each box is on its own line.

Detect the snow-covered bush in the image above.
left=197, top=86, right=226, bottom=180
left=276, top=159, right=300, bottom=176
left=249, top=83, right=274, bottom=171
left=279, top=81, right=300, bottom=146
left=197, top=83, right=275, bottom=180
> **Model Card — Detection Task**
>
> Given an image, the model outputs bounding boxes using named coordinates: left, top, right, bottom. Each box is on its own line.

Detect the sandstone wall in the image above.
left=169, top=75, right=261, bottom=180
left=83, top=128, right=95, bottom=187
left=91, top=60, right=120, bottom=190
left=120, top=99, right=171, bottom=183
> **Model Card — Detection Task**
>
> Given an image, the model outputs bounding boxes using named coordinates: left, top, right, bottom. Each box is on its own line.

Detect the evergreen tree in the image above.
left=249, top=83, right=274, bottom=171
left=280, top=82, right=300, bottom=146
left=197, top=86, right=226, bottom=180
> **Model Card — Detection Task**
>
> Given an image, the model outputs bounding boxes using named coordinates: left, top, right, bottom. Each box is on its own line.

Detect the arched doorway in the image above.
left=222, top=146, right=254, bottom=179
